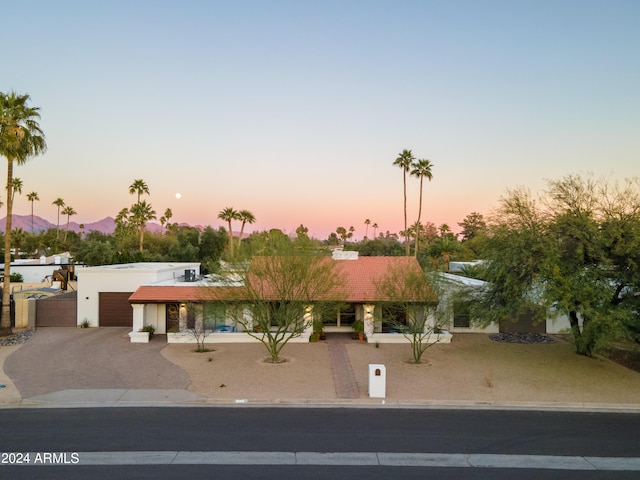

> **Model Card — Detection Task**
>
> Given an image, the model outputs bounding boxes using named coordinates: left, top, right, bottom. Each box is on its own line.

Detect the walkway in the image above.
left=326, top=333, right=360, bottom=399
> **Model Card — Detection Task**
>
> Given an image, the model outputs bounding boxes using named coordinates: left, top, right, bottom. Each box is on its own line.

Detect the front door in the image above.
left=166, top=303, right=180, bottom=332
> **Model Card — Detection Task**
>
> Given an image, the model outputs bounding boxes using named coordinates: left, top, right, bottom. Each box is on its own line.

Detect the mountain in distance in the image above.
left=0, top=214, right=207, bottom=235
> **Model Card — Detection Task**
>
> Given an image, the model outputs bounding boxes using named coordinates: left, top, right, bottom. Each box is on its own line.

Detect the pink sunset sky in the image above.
left=3, top=1, right=638, bottom=240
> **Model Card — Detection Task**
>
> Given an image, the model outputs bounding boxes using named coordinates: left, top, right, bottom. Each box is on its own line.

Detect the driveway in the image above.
left=4, top=328, right=190, bottom=400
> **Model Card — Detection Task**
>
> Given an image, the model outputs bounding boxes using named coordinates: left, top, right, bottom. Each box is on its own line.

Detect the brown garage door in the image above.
left=99, top=292, right=134, bottom=327
left=36, top=291, right=78, bottom=327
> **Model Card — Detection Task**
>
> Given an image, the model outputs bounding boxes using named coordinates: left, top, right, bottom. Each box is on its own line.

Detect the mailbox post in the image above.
left=368, top=363, right=386, bottom=398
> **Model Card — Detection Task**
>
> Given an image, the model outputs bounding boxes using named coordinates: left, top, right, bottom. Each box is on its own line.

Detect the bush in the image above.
left=9, top=272, right=23, bottom=282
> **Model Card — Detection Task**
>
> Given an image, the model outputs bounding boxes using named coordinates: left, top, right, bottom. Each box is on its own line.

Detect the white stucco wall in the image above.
left=76, top=262, right=200, bottom=327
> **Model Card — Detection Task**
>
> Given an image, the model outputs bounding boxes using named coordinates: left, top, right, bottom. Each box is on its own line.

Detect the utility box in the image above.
left=368, top=364, right=386, bottom=398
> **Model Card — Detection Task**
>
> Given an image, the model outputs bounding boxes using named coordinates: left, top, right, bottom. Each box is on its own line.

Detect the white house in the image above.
left=75, top=262, right=200, bottom=336
left=127, top=254, right=451, bottom=345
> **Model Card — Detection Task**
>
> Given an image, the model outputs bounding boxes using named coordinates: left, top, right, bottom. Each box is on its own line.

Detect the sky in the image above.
left=1, top=0, right=638, bottom=240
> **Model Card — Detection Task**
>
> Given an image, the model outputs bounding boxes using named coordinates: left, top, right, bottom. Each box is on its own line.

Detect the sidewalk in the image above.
left=2, top=328, right=640, bottom=411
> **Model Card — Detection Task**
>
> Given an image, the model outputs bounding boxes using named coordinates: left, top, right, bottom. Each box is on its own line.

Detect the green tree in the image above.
left=0, top=91, right=46, bottom=335
left=364, top=219, right=371, bottom=239
left=218, top=207, right=240, bottom=257
left=410, top=158, right=434, bottom=258
left=26, top=191, right=39, bottom=233
left=225, top=241, right=346, bottom=363
left=61, top=205, right=76, bottom=243
left=198, top=226, right=227, bottom=271
left=237, top=209, right=256, bottom=250
left=458, top=211, right=487, bottom=241
left=478, top=175, right=640, bottom=356
left=375, top=261, right=442, bottom=363
left=52, top=197, right=65, bottom=239
left=11, top=227, right=26, bottom=259
left=72, top=238, right=116, bottom=266
left=114, top=207, right=133, bottom=238
left=129, top=200, right=156, bottom=252
left=159, top=207, right=172, bottom=234
left=393, top=149, right=415, bottom=255
left=128, top=178, right=149, bottom=205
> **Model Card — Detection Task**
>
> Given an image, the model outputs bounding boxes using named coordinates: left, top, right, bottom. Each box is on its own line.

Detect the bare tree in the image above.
left=375, top=262, right=445, bottom=363
left=226, top=242, right=345, bottom=363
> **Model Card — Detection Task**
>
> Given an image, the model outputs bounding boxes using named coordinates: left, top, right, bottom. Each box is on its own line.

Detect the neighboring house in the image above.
left=127, top=252, right=450, bottom=344
left=0, top=252, right=82, bottom=285
left=75, top=262, right=201, bottom=334
left=438, top=272, right=574, bottom=335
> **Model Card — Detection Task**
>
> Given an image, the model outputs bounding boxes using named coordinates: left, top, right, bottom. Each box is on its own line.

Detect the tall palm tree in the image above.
left=372, top=222, right=378, bottom=238
left=129, top=200, right=156, bottom=252
left=364, top=219, right=371, bottom=240
left=410, top=158, right=434, bottom=257
left=218, top=207, right=239, bottom=257
left=26, top=191, right=39, bottom=233
left=129, top=179, right=149, bottom=205
left=0, top=91, right=46, bottom=335
left=393, top=149, right=415, bottom=255
left=52, top=197, right=65, bottom=239
left=237, top=209, right=256, bottom=250
left=61, top=205, right=77, bottom=243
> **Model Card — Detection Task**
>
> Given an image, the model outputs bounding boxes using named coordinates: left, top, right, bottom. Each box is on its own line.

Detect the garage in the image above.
left=98, top=292, right=134, bottom=327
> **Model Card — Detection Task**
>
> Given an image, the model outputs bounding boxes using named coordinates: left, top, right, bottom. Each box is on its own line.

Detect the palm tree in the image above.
left=114, top=207, right=131, bottom=238
left=439, top=223, right=452, bottom=237
left=52, top=197, right=65, bottom=239
left=129, top=179, right=149, bottom=205
left=11, top=227, right=26, bottom=259
left=163, top=208, right=173, bottom=234
left=237, top=209, right=256, bottom=250
left=0, top=91, right=46, bottom=335
left=393, top=149, right=415, bottom=255
left=218, top=207, right=239, bottom=257
left=372, top=222, right=379, bottom=238
left=410, top=158, right=434, bottom=257
left=26, top=191, right=39, bottom=233
left=11, top=177, right=23, bottom=195
left=364, top=219, right=371, bottom=240
left=61, top=205, right=77, bottom=243
left=129, top=200, right=156, bottom=252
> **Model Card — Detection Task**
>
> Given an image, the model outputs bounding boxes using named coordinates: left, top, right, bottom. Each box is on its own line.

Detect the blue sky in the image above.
left=2, top=0, right=638, bottom=239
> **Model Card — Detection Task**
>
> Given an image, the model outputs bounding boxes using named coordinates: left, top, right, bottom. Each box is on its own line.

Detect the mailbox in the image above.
left=368, top=363, right=386, bottom=398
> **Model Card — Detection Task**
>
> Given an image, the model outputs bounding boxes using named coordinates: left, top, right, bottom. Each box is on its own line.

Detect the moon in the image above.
left=175, top=193, right=182, bottom=199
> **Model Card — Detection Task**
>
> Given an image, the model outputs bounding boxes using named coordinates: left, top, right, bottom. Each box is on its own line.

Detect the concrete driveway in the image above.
left=3, top=328, right=195, bottom=403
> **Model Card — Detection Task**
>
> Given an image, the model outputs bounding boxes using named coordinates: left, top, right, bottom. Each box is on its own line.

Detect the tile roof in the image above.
left=129, top=256, right=436, bottom=304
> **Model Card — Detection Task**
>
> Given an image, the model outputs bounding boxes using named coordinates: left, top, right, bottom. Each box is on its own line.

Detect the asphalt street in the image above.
left=1, top=407, right=639, bottom=479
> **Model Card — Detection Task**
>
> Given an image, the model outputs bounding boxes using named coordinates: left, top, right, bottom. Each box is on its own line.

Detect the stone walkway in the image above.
left=326, top=333, right=360, bottom=399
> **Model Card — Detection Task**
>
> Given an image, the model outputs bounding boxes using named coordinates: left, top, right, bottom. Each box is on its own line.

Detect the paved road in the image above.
left=1, top=407, right=639, bottom=479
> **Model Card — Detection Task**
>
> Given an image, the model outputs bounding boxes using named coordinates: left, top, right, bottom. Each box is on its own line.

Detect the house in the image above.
left=127, top=251, right=450, bottom=344
left=75, top=262, right=201, bottom=338
left=0, top=252, right=82, bottom=285
left=438, top=272, right=575, bottom=335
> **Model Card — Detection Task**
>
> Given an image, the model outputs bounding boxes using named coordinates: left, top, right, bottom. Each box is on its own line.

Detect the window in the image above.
left=381, top=304, right=407, bottom=333
left=339, top=304, right=356, bottom=326
left=266, top=302, right=304, bottom=328
left=453, top=301, right=470, bottom=328
left=186, top=304, right=196, bottom=330
left=204, top=303, right=226, bottom=329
